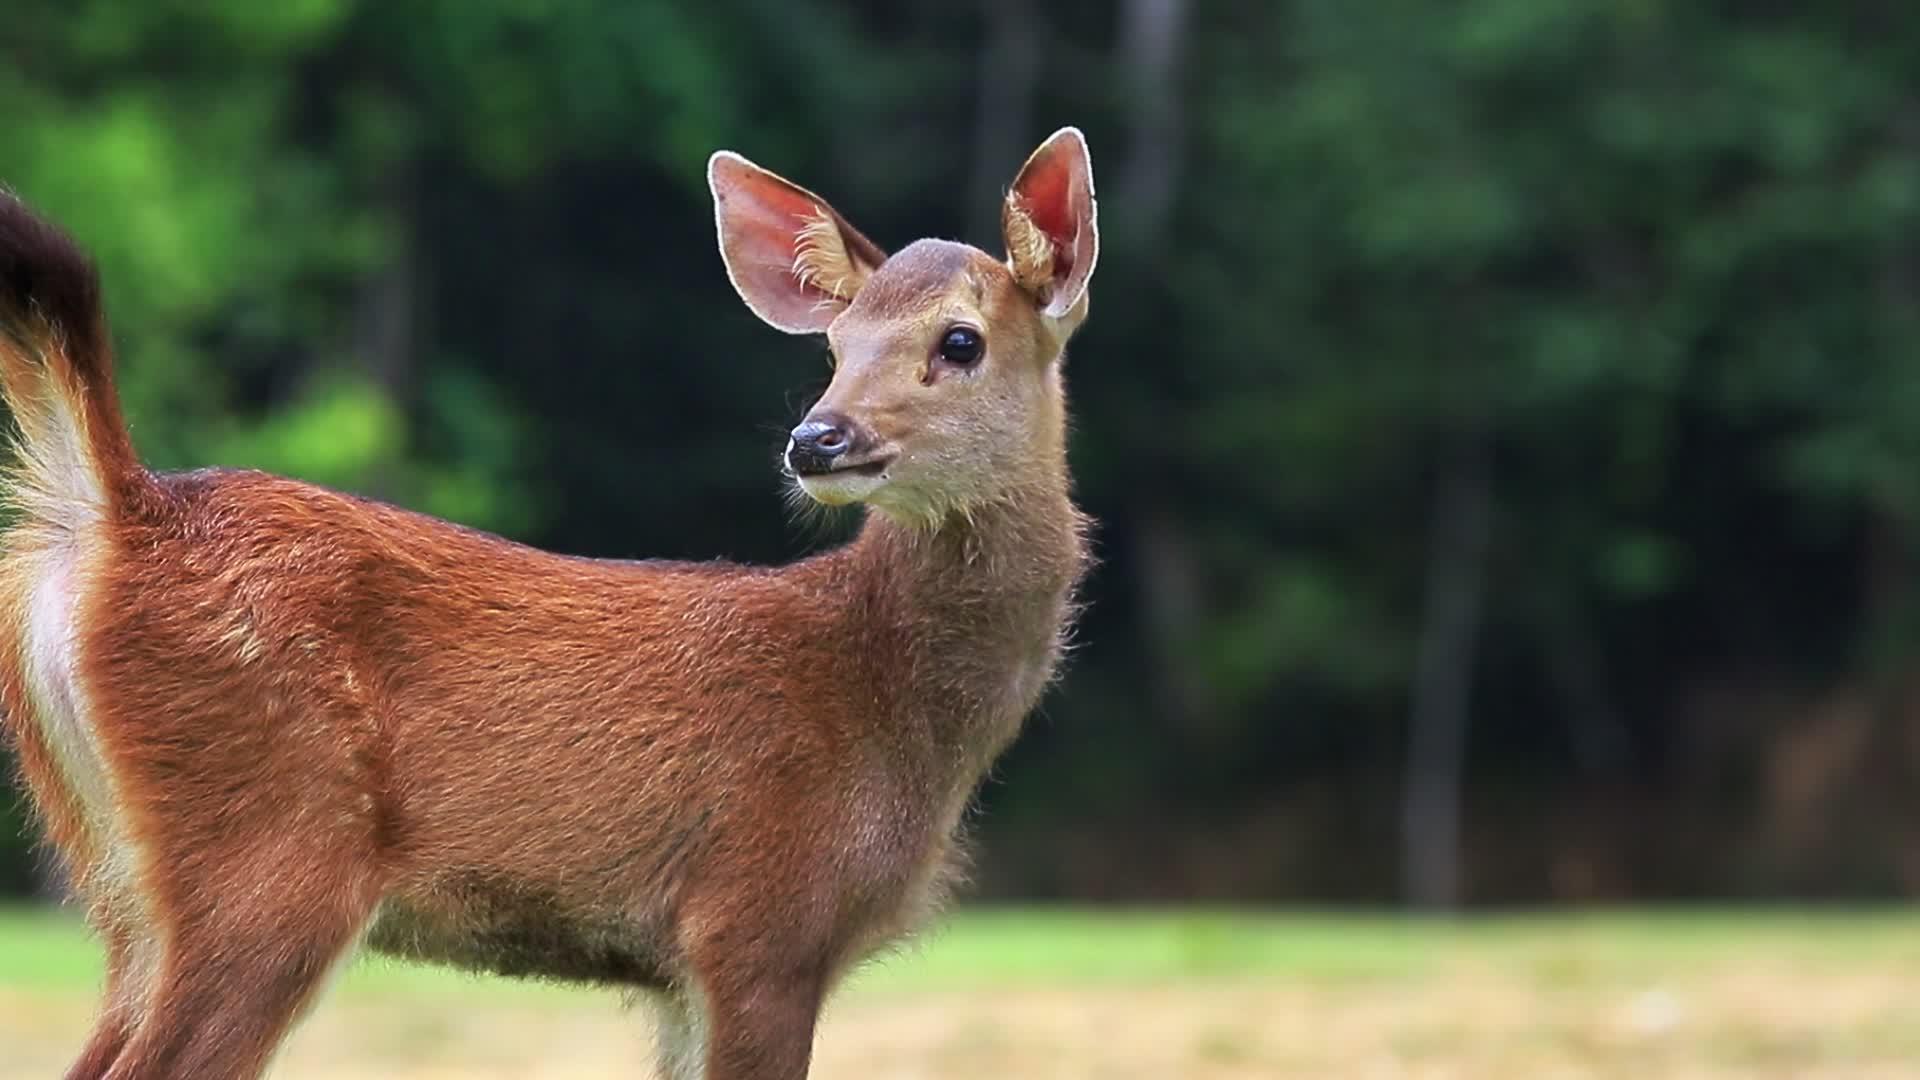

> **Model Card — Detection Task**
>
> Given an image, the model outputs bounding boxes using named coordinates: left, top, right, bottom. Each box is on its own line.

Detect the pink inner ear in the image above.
left=739, top=187, right=816, bottom=269
left=726, top=187, right=820, bottom=291
left=1015, top=152, right=1081, bottom=279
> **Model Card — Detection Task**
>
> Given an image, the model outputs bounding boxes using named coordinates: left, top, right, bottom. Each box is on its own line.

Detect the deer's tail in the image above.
left=0, top=191, right=151, bottom=532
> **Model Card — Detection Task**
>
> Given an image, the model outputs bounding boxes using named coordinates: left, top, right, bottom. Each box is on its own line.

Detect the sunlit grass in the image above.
left=5, top=906, right=1919, bottom=1077
left=5, top=904, right=1918, bottom=994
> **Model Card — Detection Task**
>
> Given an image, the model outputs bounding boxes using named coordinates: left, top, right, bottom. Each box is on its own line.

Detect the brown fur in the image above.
left=0, top=128, right=1098, bottom=1080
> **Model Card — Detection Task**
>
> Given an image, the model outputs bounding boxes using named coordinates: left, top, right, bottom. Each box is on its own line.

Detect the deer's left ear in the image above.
left=709, top=151, right=888, bottom=335
left=1002, top=127, right=1098, bottom=322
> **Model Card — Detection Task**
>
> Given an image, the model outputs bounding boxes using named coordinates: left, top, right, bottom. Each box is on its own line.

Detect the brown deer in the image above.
left=0, top=126, right=1096, bottom=1079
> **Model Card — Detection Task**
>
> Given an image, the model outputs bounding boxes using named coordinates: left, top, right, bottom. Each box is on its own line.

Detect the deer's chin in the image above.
left=796, top=469, right=888, bottom=506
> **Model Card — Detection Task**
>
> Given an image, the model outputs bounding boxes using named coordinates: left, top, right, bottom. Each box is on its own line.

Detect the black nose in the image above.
left=787, top=416, right=852, bottom=476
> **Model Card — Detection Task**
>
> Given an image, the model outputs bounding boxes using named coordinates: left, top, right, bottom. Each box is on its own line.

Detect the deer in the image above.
left=0, top=125, right=1096, bottom=1080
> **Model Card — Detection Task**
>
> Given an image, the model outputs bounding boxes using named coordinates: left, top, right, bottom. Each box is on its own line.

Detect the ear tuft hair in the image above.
left=1001, top=198, right=1057, bottom=297
left=792, top=208, right=865, bottom=302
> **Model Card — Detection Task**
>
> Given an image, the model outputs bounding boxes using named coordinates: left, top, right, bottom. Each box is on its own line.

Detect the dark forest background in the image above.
left=4, top=0, right=1920, bottom=907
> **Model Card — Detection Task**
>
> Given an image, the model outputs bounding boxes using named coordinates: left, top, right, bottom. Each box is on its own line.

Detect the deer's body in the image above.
left=13, top=458, right=1074, bottom=984
left=0, top=128, right=1097, bottom=1079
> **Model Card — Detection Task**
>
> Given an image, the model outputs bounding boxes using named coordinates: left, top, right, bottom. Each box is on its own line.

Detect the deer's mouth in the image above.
left=794, top=454, right=896, bottom=505
left=834, top=455, right=893, bottom=478
left=792, top=453, right=892, bottom=480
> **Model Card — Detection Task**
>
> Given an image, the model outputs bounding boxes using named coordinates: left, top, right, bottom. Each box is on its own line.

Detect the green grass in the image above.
left=8, top=906, right=1920, bottom=1077
left=5, top=904, right=1919, bottom=998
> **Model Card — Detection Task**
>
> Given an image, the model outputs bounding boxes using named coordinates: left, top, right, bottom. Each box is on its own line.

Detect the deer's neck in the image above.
left=844, top=465, right=1088, bottom=767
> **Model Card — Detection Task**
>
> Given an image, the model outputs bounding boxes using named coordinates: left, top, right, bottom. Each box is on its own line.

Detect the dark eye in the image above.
left=937, top=326, right=984, bottom=367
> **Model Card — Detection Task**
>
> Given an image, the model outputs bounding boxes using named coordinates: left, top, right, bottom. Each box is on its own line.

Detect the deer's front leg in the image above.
left=674, top=883, right=832, bottom=1080
left=693, top=968, right=824, bottom=1080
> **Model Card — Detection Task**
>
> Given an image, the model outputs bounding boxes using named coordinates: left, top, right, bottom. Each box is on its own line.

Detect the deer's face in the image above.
left=790, top=241, right=1066, bottom=521
left=710, top=130, right=1097, bottom=527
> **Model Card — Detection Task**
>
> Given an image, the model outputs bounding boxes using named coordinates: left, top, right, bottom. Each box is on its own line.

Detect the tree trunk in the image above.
left=1114, top=0, right=1188, bottom=242
left=354, top=171, right=423, bottom=500
left=1113, top=0, right=1204, bottom=732
left=968, top=0, right=1041, bottom=246
left=1401, top=424, right=1493, bottom=910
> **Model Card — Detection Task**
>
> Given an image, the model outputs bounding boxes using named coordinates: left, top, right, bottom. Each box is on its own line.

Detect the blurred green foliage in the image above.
left=2, top=0, right=1918, bottom=902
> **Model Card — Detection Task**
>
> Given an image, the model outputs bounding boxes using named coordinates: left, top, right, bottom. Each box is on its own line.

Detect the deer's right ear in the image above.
left=1003, top=127, right=1098, bottom=323
left=708, top=152, right=886, bottom=335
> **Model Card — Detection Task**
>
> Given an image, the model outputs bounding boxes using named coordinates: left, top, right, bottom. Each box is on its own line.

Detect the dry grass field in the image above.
left=2, top=907, right=1917, bottom=1078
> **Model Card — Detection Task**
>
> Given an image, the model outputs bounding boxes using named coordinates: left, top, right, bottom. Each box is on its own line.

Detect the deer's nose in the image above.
left=787, top=415, right=854, bottom=476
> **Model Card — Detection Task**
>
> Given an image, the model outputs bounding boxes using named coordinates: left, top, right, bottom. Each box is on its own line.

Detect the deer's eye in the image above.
left=937, top=326, right=984, bottom=367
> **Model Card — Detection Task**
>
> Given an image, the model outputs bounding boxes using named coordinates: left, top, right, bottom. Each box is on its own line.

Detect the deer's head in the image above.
left=710, top=129, right=1098, bottom=527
